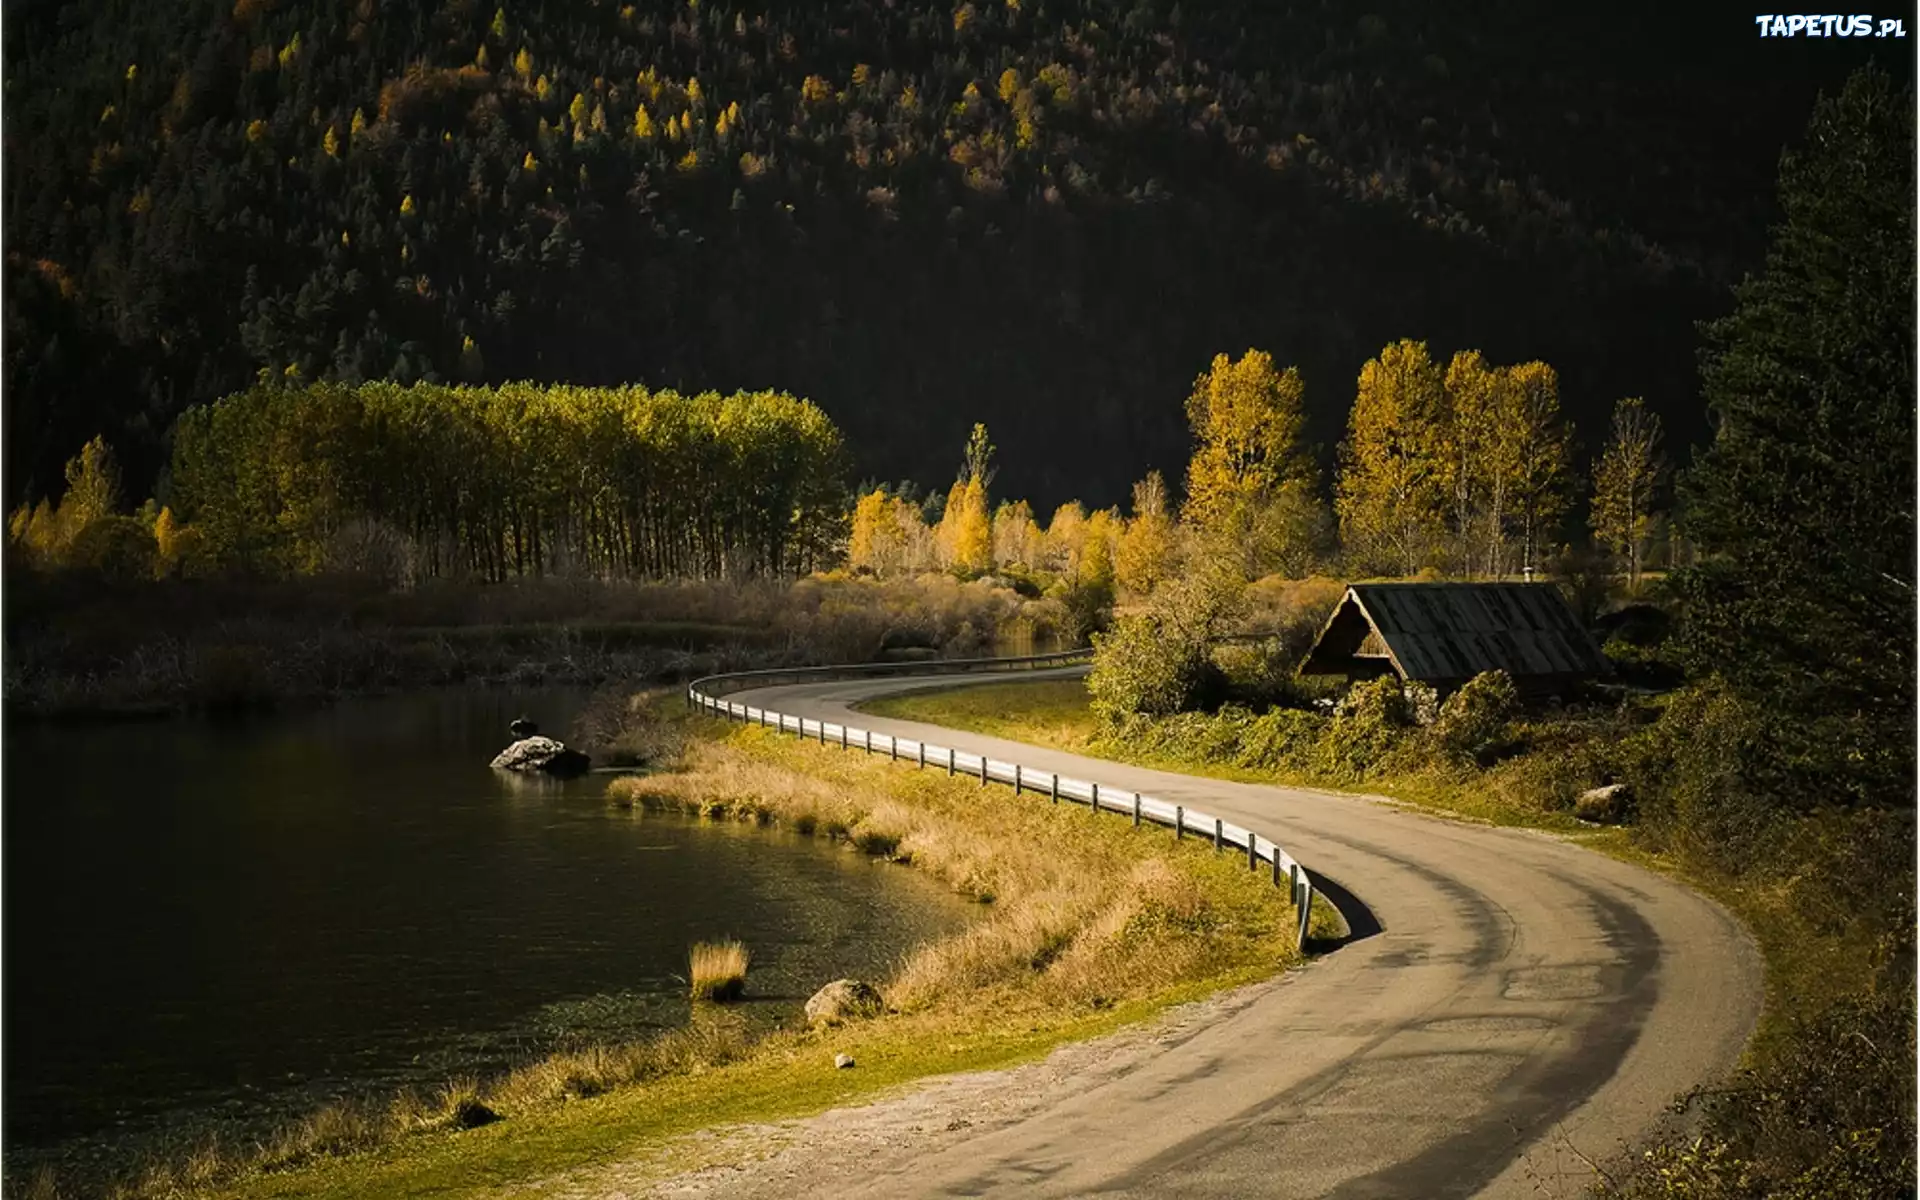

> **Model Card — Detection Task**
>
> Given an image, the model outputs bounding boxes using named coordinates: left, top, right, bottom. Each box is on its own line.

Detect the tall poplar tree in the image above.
left=850, top=486, right=903, bottom=574
left=1116, top=470, right=1175, bottom=596
left=1336, top=339, right=1448, bottom=576
left=1181, top=349, right=1321, bottom=579
left=991, top=499, right=1040, bottom=570
left=1500, top=361, right=1572, bottom=578
left=939, top=423, right=994, bottom=572
left=1438, top=350, right=1507, bottom=577
left=1590, top=397, right=1663, bottom=589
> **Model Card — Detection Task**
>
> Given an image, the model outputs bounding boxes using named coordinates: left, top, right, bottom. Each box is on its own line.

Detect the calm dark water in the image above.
left=3, top=688, right=969, bottom=1172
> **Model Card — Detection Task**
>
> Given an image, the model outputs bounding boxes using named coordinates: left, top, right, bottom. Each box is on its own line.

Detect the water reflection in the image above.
left=4, top=687, right=971, bottom=1177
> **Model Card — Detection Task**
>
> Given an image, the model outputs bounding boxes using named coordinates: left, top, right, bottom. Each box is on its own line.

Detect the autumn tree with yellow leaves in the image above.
left=991, top=499, right=1041, bottom=570
left=1078, top=508, right=1119, bottom=590
left=1435, top=349, right=1508, bottom=576
left=1590, top=396, right=1663, bottom=589
left=934, top=423, right=994, bottom=573
left=849, top=487, right=904, bottom=574
left=1115, top=470, right=1175, bottom=596
left=1335, top=339, right=1449, bottom=576
left=1040, top=501, right=1086, bottom=578
left=1502, top=361, right=1572, bottom=578
left=1337, top=342, right=1572, bottom=578
left=1181, top=349, right=1324, bottom=579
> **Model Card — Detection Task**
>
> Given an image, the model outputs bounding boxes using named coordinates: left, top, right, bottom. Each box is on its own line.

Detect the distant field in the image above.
left=860, top=679, right=1099, bottom=753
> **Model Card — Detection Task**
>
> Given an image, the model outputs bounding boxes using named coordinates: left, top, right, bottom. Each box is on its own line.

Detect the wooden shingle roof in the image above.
left=1301, top=583, right=1608, bottom=685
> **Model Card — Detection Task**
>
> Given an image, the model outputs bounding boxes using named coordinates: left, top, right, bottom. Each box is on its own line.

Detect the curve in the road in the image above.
left=720, top=668, right=1763, bottom=1200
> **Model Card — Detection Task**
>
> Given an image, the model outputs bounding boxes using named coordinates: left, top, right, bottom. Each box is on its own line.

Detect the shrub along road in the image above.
left=723, top=669, right=1764, bottom=1199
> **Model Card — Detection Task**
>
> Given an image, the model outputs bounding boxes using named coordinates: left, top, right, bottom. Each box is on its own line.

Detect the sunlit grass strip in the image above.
left=605, top=725, right=1320, bottom=1013
left=689, top=939, right=751, bottom=1002
left=857, top=678, right=1597, bottom=831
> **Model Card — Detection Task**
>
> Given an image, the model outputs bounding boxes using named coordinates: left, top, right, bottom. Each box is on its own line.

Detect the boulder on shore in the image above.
left=805, top=979, right=884, bottom=1028
left=491, top=735, right=591, bottom=777
left=1575, top=783, right=1632, bottom=824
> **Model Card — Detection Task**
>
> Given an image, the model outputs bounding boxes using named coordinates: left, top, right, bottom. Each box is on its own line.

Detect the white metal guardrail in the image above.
left=686, top=653, right=1317, bottom=951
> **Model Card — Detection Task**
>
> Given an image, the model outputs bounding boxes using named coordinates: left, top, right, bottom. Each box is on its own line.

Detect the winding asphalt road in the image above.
left=725, top=668, right=1764, bottom=1200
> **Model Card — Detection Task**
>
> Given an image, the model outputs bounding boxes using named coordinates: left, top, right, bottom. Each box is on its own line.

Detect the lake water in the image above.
left=3, top=687, right=972, bottom=1177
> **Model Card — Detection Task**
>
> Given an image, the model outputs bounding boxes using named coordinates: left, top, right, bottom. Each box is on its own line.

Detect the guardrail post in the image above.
left=1050, top=775, right=1058, bottom=804
left=1090, top=782, right=1099, bottom=814
left=947, top=748, right=955, bottom=777
left=1213, top=817, right=1223, bottom=852
left=980, top=755, right=988, bottom=787
left=917, top=742, right=925, bottom=769
left=1132, top=792, right=1141, bottom=827
left=1271, top=851, right=1282, bottom=888
left=1175, top=805, right=1183, bottom=839
left=1247, top=834, right=1257, bottom=869
left=864, top=730, right=872, bottom=754
left=840, top=724, right=848, bottom=750
left=888, top=735, right=896, bottom=761
left=1013, top=764, right=1022, bottom=794
left=1289, top=863, right=1301, bottom=903
left=1297, top=881, right=1313, bottom=951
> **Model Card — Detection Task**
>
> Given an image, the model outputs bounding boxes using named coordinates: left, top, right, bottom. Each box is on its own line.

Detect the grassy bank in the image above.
left=859, top=675, right=1915, bottom=1193
left=861, top=677, right=1604, bottom=831
left=70, top=695, right=1311, bottom=1200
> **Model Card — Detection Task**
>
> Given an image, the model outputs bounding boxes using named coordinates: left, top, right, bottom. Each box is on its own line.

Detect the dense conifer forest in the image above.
left=2, top=0, right=1895, bottom=512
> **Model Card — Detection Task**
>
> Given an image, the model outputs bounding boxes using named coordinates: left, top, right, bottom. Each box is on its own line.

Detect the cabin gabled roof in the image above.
left=1300, top=582, right=1608, bottom=684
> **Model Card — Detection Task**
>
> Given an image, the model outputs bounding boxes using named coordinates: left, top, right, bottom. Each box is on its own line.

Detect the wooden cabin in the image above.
left=1299, top=583, right=1608, bottom=696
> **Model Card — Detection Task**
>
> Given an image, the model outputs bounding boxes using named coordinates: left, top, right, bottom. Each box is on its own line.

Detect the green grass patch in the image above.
left=863, top=679, right=1103, bottom=752
left=858, top=678, right=1592, bottom=832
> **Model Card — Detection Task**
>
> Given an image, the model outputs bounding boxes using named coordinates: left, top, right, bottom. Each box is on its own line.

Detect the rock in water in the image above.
left=805, top=979, right=884, bottom=1028
left=491, top=735, right=591, bottom=777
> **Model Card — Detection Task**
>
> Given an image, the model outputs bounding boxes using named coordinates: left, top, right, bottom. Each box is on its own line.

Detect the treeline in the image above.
left=12, top=383, right=846, bottom=582
left=10, top=0, right=1878, bottom=512
left=849, top=341, right=1668, bottom=592
left=10, top=327, right=1666, bottom=594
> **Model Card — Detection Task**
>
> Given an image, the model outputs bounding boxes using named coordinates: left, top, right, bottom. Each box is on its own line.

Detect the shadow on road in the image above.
left=1305, top=871, right=1381, bottom=954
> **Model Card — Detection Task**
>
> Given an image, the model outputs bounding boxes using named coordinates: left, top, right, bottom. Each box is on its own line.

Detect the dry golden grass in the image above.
left=607, top=723, right=1301, bottom=1021
left=488, top=1015, right=749, bottom=1111
left=74, top=1019, right=753, bottom=1200
left=689, top=939, right=752, bottom=1002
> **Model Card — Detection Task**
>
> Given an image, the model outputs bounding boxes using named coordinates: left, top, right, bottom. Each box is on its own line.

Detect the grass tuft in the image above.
left=689, top=939, right=751, bottom=1003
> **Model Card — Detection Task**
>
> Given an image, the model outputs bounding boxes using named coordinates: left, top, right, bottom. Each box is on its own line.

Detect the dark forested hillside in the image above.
left=3, top=0, right=1901, bottom=512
